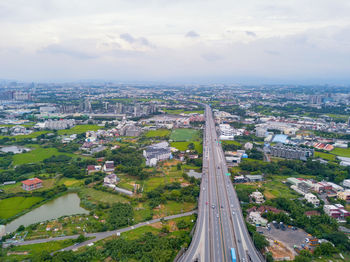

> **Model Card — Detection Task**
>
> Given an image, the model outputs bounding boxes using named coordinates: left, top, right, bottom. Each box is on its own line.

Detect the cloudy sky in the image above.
left=1, top=0, right=350, bottom=83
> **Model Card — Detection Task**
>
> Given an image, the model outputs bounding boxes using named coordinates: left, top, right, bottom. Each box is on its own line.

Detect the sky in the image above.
left=1, top=0, right=350, bottom=84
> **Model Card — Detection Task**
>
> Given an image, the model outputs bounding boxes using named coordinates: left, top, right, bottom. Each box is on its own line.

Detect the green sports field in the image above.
left=170, top=129, right=199, bottom=142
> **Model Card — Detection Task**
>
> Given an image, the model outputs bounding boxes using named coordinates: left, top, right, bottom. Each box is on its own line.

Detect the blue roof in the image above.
left=272, top=134, right=288, bottom=144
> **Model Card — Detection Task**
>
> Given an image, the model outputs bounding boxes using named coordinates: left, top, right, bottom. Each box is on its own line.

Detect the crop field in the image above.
left=145, top=129, right=171, bottom=138
left=331, top=148, right=350, bottom=158
left=170, top=128, right=199, bottom=142
left=12, top=147, right=76, bottom=165
left=0, top=196, right=43, bottom=219
left=57, top=124, right=101, bottom=135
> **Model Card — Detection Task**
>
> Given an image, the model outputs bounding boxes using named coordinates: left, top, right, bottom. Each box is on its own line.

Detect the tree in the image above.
left=177, top=163, right=181, bottom=171
left=76, top=234, right=87, bottom=243
left=314, top=242, right=337, bottom=256
left=17, top=225, right=25, bottom=232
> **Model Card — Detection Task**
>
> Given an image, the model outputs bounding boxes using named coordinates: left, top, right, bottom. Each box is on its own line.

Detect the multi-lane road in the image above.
left=180, top=105, right=264, bottom=262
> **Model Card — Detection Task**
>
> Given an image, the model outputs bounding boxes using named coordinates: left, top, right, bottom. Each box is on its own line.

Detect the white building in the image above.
left=343, top=179, right=350, bottom=188
left=250, top=191, right=265, bottom=204
left=244, top=142, right=253, bottom=150
left=219, top=124, right=235, bottom=140
left=143, top=141, right=172, bottom=166
left=248, top=212, right=268, bottom=226
left=104, top=174, right=119, bottom=185
left=255, top=127, right=267, bottom=137
left=305, top=193, right=320, bottom=207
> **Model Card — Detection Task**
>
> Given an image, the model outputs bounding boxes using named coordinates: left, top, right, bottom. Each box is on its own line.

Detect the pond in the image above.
left=6, top=193, right=89, bottom=233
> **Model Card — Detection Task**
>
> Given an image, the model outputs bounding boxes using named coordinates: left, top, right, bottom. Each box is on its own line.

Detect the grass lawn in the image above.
left=79, top=188, right=129, bottom=205
left=314, top=151, right=336, bottom=161
left=57, top=125, right=100, bottom=135
left=58, top=177, right=84, bottom=187
left=331, top=148, right=350, bottom=158
left=170, top=141, right=202, bottom=153
left=12, top=147, right=76, bottom=165
left=170, top=128, right=199, bottom=142
left=145, top=129, right=171, bottom=138
left=0, top=196, right=44, bottom=219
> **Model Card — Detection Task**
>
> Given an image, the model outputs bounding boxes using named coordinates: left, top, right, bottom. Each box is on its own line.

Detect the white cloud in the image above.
left=0, top=0, right=350, bottom=82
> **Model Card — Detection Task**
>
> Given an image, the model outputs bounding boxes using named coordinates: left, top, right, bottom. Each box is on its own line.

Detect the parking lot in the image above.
left=258, top=225, right=309, bottom=249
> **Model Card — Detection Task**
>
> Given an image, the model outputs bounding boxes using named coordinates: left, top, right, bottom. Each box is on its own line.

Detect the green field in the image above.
left=2, top=179, right=56, bottom=194
left=331, top=148, right=350, bottom=158
left=0, top=196, right=43, bottom=219
left=57, top=124, right=101, bottom=135
left=58, top=178, right=84, bottom=187
left=0, top=131, right=50, bottom=141
left=170, top=141, right=202, bottom=153
left=145, top=129, right=171, bottom=138
left=143, top=177, right=166, bottom=192
left=7, top=239, right=75, bottom=258
left=222, top=140, right=241, bottom=146
left=170, top=129, right=199, bottom=142
left=79, top=188, right=129, bottom=204
left=12, top=147, right=76, bottom=165
left=163, top=109, right=204, bottom=115
left=314, top=151, right=336, bottom=161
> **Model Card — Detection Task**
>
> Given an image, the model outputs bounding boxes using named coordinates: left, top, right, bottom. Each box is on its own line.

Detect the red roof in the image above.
left=21, top=178, right=43, bottom=186
left=87, top=165, right=96, bottom=171
left=304, top=210, right=320, bottom=216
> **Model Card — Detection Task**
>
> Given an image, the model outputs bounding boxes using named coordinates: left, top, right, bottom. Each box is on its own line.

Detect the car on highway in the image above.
left=232, top=211, right=235, bottom=215
left=211, top=204, right=215, bottom=209
left=216, top=214, right=219, bottom=218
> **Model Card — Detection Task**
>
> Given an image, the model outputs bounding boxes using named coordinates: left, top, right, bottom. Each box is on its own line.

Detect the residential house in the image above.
left=103, top=161, right=115, bottom=173
left=337, top=190, right=350, bottom=201
left=86, top=165, right=102, bottom=174
left=21, top=178, right=43, bottom=191
left=305, top=193, right=320, bottom=207
left=324, top=204, right=350, bottom=220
